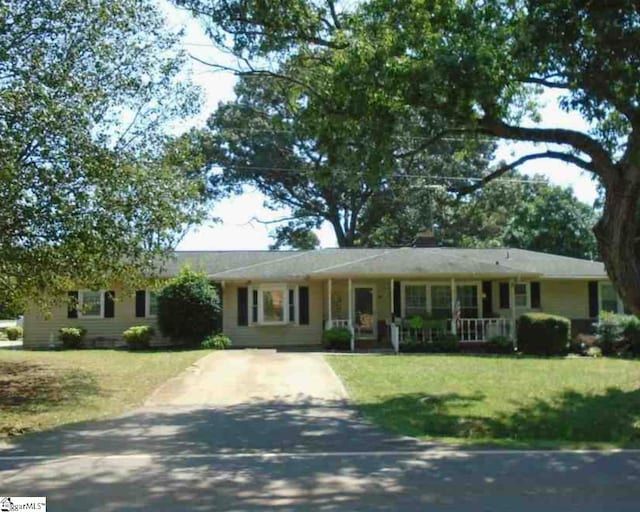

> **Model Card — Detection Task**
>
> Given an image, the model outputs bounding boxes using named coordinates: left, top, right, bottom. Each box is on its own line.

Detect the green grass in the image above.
left=0, top=349, right=207, bottom=437
left=326, top=354, right=640, bottom=449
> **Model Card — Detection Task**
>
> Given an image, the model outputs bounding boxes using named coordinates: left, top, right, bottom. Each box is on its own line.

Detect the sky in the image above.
left=161, top=1, right=599, bottom=252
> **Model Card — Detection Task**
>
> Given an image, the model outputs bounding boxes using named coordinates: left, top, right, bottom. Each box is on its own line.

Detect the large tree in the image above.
left=1, top=1, right=210, bottom=308
left=204, top=73, right=497, bottom=248
left=178, top=0, right=640, bottom=311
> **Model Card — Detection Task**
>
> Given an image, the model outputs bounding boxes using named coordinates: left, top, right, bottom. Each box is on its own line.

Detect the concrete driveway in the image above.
left=1, top=350, right=639, bottom=511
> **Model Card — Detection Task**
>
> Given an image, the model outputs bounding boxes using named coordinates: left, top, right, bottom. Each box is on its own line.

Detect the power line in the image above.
left=214, top=164, right=549, bottom=185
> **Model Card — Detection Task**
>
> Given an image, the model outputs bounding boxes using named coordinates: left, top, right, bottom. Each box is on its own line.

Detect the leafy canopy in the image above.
left=0, top=0, right=210, bottom=308
left=179, top=0, right=640, bottom=310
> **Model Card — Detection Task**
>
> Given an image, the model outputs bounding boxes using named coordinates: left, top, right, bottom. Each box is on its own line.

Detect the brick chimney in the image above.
left=412, top=229, right=439, bottom=248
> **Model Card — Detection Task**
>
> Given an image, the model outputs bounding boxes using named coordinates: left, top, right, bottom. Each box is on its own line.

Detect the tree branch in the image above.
left=478, top=117, right=615, bottom=176
left=524, top=76, right=571, bottom=89
left=452, top=151, right=596, bottom=195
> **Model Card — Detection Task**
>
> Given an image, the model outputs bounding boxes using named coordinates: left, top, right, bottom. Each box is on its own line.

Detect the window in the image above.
left=79, top=290, right=103, bottom=318
left=405, top=285, right=427, bottom=317
left=600, top=283, right=620, bottom=313
left=431, top=285, right=452, bottom=319
left=253, top=285, right=289, bottom=325
left=147, top=291, right=159, bottom=317
left=514, top=283, right=529, bottom=308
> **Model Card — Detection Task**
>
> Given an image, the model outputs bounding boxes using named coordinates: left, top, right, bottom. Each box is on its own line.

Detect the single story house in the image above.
left=23, top=247, right=622, bottom=351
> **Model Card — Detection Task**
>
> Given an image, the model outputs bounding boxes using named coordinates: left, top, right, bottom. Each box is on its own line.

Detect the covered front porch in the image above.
left=323, top=277, right=521, bottom=352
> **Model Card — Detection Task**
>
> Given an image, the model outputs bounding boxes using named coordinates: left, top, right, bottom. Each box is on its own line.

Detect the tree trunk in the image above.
left=594, top=164, right=640, bottom=314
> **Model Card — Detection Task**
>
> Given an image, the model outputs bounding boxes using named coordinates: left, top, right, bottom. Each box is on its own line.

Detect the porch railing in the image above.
left=325, top=319, right=351, bottom=330
left=399, top=317, right=514, bottom=343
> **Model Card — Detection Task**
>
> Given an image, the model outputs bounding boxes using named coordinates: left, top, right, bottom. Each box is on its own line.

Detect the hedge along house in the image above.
left=23, top=247, right=618, bottom=351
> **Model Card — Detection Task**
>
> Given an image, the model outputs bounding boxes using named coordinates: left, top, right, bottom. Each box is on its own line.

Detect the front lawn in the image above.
left=0, top=349, right=207, bottom=437
left=327, top=354, right=640, bottom=449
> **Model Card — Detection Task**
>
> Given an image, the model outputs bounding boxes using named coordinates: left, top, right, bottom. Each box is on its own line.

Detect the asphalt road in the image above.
left=1, top=350, right=639, bottom=511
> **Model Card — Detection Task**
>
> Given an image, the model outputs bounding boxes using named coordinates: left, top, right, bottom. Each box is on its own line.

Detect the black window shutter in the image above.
left=288, top=289, right=295, bottom=322
left=530, top=282, right=541, bottom=309
left=67, top=291, right=79, bottom=319
left=393, top=281, right=401, bottom=318
left=299, top=286, right=310, bottom=325
left=499, top=282, right=510, bottom=309
left=482, top=281, right=493, bottom=317
left=237, top=287, right=248, bottom=326
left=252, top=289, right=258, bottom=323
left=104, top=291, right=115, bottom=318
left=135, top=290, right=146, bottom=318
left=588, top=281, right=599, bottom=318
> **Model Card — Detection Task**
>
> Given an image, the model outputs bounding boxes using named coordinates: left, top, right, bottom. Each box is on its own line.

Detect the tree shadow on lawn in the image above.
left=359, top=387, right=640, bottom=447
left=1, top=396, right=640, bottom=511
left=0, top=361, right=100, bottom=436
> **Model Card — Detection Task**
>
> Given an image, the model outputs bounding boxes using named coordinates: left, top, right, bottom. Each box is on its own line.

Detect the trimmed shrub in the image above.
left=201, top=334, right=232, bottom=350
left=58, top=327, right=87, bottom=349
left=594, top=312, right=640, bottom=356
left=433, top=333, right=460, bottom=353
left=486, top=335, right=514, bottom=354
left=157, top=268, right=221, bottom=346
left=622, top=315, right=640, bottom=356
left=123, top=325, right=155, bottom=351
left=517, top=313, right=570, bottom=355
left=595, top=311, right=625, bottom=354
left=322, top=327, right=352, bottom=350
left=5, top=326, right=23, bottom=341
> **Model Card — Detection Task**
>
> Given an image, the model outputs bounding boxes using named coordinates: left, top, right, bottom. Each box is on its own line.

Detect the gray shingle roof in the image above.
left=163, top=248, right=606, bottom=280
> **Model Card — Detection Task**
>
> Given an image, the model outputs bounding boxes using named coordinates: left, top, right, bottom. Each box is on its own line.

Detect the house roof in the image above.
left=162, top=247, right=607, bottom=281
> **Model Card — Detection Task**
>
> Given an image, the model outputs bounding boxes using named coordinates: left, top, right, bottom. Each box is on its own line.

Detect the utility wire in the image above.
left=214, top=164, right=549, bottom=185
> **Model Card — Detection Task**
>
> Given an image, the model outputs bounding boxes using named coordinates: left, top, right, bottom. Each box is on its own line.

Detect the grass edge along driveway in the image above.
left=0, top=349, right=207, bottom=438
left=326, top=354, right=640, bottom=449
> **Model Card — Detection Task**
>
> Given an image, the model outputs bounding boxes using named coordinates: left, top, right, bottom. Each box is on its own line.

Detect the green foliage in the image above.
left=517, top=313, right=570, bottom=356
left=487, top=335, right=514, bottom=354
left=322, top=327, right=352, bottom=350
left=122, top=325, right=155, bottom=351
left=623, top=317, right=640, bottom=356
left=179, top=0, right=640, bottom=314
left=5, top=326, right=23, bottom=341
left=0, top=0, right=209, bottom=308
left=595, top=312, right=626, bottom=354
left=503, top=186, right=598, bottom=259
left=594, top=312, right=640, bottom=356
left=400, top=331, right=460, bottom=353
left=58, top=327, right=87, bottom=350
left=407, top=315, right=425, bottom=330
left=156, top=268, right=221, bottom=346
left=201, top=334, right=232, bottom=350
left=432, top=333, right=461, bottom=353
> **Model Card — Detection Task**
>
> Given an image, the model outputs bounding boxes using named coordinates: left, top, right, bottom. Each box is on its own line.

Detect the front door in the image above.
left=354, top=286, right=376, bottom=337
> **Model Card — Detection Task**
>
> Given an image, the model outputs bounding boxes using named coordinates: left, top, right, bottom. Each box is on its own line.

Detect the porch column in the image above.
left=327, top=278, right=332, bottom=328
left=510, top=278, right=517, bottom=340
left=450, top=277, right=457, bottom=335
left=348, top=278, right=354, bottom=351
left=390, top=278, right=394, bottom=322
